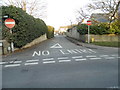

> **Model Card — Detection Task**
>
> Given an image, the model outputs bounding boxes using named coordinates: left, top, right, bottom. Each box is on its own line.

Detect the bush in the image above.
left=77, top=23, right=110, bottom=35
left=2, top=6, right=48, bottom=48
left=110, top=20, right=120, bottom=34
left=47, top=26, right=54, bottom=39
left=77, top=24, right=88, bottom=35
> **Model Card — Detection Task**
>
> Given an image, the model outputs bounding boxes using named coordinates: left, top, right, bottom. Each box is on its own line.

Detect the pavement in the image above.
left=1, top=35, right=119, bottom=88
left=66, top=36, right=119, bottom=50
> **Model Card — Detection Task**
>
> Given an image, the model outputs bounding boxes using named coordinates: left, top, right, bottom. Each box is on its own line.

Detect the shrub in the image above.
left=2, top=6, right=48, bottom=48
left=110, top=20, right=120, bottom=34
left=47, top=26, right=54, bottom=39
left=77, top=23, right=110, bottom=35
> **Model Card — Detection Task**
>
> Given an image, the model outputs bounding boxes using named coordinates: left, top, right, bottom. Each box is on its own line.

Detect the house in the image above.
left=90, top=13, right=110, bottom=23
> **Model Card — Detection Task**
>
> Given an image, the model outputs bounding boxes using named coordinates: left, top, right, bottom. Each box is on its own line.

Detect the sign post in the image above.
left=87, top=20, right=92, bottom=43
left=5, top=18, right=15, bottom=52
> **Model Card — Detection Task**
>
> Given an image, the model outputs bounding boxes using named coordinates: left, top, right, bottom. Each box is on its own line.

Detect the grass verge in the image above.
left=91, top=42, right=120, bottom=47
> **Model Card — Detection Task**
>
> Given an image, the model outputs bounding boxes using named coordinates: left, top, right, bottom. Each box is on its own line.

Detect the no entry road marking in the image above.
left=50, top=43, right=62, bottom=48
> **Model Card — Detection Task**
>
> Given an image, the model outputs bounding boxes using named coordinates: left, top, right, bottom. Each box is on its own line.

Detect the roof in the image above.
left=90, top=13, right=109, bottom=22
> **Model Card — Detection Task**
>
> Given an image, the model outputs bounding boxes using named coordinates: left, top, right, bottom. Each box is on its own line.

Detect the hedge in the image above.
left=76, top=22, right=119, bottom=35
left=47, top=26, right=54, bottom=39
left=2, top=5, right=48, bottom=48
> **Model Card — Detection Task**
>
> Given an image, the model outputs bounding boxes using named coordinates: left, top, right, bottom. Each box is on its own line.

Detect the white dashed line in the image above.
left=90, top=58, right=102, bottom=60
left=59, top=60, right=71, bottom=63
left=9, top=61, right=14, bottom=63
left=72, top=56, right=82, bottom=59
left=75, top=58, right=86, bottom=61
left=13, top=61, right=22, bottom=64
left=117, top=57, right=120, bottom=58
left=5, top=64, right=20, bottom=67
left=43, top=61, right=55, bottom=64
left=111, top=55, right=118, bottom=57
left=105, top=57, right=115, bottom=59
left=100, top=55, right=109, bottom=57
left=0, top=62, right=8, bottom=65
left=25, top=62, right=38, bottom=66
left=43, top=58, right=54, bottom=61
left=58, top=57, right=68, bottom=60
left=86, top=55, right=97, bottom=58
left=26, top=59, right=39, bottom=62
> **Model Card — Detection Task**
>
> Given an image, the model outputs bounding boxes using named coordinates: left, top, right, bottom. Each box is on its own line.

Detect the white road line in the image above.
left=5, top=64, right=20, bottom=67
left=58, top=57, right=68, bottom=60
left=72, top=56, right=82, bottom=59
left=43, top=61, right=55, bottom=64
left=105, top=57, right=115, bottom=59
left=13, top=61, right=22, bottom=64
left=9, top=61, right=14, bottom=63
left=90, top=58, right=102, bottom=60
left=0, top=62, right=8, bottom=65
left=86, top=55, right=97, bottom=58
left=111, top=55, right=118, bottom=57
left=75, top=58, right=86, bottom=61
left=26, top=59, right=39, bottom=62
left=43, top=58, right=54, bottom=61
left=59, top=60, right=71, bottom=63
left=100, top=55, right=109, bottom=57
left=25, top=62, right=38, bottom=66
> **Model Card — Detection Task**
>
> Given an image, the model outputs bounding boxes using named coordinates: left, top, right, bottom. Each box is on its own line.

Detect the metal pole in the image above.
left=88, top=25, right=90, bottom=43
left=10, top=29, right=14, bottom=52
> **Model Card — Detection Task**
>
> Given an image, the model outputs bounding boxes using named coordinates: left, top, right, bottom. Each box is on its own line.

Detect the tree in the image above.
left=47, top=26, right=54, bottom=39
left=87, top=0, right=120, bottom=25
left=2, top=0, right=47, bottom=19
left=76, top=8, right=90, bottom=23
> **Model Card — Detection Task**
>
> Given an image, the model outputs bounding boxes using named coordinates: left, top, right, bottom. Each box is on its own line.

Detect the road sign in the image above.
left=5, top=18, right=15, bottom=29
left=87, top=20, right=91, bottom=43
left=87, top=20, right=92, bottom=26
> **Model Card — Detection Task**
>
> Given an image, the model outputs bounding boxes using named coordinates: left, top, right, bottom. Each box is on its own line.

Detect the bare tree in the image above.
left=87, top=0, right=120, bottom=24
left=2, top=0, right=47, bottom=19
left=75, top=8, right=90, bottom=24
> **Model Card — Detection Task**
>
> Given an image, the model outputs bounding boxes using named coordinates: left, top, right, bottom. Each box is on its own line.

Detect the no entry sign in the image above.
left=87, top=20, right=92, bottom=26
left=5, top=18, right=15, bottom=29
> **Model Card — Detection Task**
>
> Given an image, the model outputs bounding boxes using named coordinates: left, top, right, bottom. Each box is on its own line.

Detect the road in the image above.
left=1, top=35, right=119, bottom=88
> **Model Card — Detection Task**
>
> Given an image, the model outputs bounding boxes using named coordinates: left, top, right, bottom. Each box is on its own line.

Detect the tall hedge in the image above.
left=77, top=23, right=110, bottom=35
left=47, top=26, right=54, bottom=39
left=2, top=6, right=48, bottom=48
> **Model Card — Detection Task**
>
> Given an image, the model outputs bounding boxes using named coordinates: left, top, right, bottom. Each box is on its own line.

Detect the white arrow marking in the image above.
left=50, top=43, right=62, bottom=48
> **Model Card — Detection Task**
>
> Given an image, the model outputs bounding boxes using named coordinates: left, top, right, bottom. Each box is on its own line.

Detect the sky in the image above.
left=2, top=0, right=91, bottom=30
left=46, top=0, right=91, bottom=30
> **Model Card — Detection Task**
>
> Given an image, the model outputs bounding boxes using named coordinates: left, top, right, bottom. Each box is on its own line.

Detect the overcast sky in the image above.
left=46, top=0, right=91, bottom=30
left=2, top=0, right=91, bottom=30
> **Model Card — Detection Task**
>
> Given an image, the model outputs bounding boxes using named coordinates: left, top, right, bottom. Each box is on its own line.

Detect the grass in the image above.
left=91, top=42, right=120, bottom=47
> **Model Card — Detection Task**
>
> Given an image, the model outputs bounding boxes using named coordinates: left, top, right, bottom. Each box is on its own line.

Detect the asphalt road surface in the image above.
left=1, top=35, right=119, bottom=88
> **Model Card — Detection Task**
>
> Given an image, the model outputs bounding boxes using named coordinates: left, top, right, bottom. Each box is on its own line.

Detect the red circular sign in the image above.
left=87, top=20, right=92, bottom=25
left=5, top=18, right=15, bottom=29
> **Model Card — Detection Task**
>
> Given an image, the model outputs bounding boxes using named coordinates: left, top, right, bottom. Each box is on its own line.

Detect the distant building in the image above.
left=90, top=13, right=109, bottom=23
left=59, top=26, right=68, bottom=33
